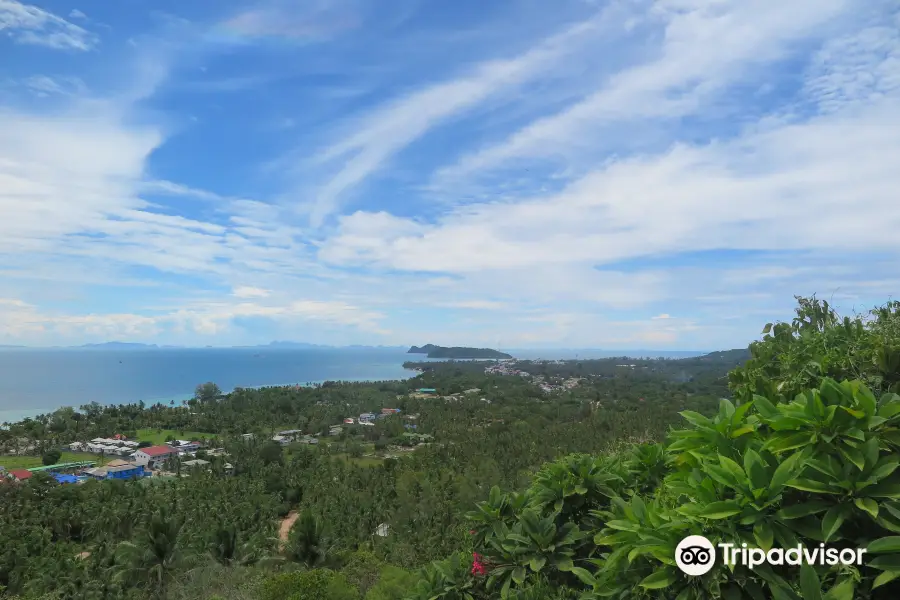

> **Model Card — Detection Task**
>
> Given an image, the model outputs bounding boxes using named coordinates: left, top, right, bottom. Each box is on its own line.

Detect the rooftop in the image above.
left=139, top=445, right=178, bottom=457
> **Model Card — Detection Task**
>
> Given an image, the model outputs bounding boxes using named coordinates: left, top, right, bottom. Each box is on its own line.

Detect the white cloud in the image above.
left=0, top=0, right=97, bottom=50
left=232, top=286, right=271, bottom=299
left=321, top=97, right=900, bottom=274
left=433, top=0, right=856, bottom=188
left=0, top=296, right=389, bottom=344
left=23, top=75, right=86, bottom=96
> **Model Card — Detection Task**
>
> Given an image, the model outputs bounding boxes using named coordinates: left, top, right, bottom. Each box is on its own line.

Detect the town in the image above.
left=0, top=404, right=429, bottom=485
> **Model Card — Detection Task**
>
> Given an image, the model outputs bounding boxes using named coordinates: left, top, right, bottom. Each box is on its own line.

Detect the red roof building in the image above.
left=8, top=469, right=32, bottom=481
left=138, top=445, right=177, bottom=457
left=133, top=445, right=178, bottom=469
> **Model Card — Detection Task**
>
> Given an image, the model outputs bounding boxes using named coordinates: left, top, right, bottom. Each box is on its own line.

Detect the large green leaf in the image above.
left=777, top=500, right=832, bottom=520
left=698, top=501, right=742, bottom=519
left=638, top=569, right=677, bottom=590
left=770, top=451, right=805, bottom=496
left=799, top=564, right=823, bottom=600
left=854, top=497, right=879, bottom=519
left=822, top=578, right=854, bottom=600
left=868, top=537, right=900, bottom=553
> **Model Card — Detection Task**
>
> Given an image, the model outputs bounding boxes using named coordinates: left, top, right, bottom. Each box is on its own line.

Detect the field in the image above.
left=135, top=428, right=213, bottom=445
left=0, top=452, right=110, bottom=470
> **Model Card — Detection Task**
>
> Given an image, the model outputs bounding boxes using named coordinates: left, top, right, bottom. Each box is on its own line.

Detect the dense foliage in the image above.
left=407, top=297, right=900, bottom=599
left=2, top=297, right=897, bottom=599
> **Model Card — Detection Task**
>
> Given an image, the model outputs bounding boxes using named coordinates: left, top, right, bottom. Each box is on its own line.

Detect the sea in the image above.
left=0, top=347, right=706, bottom=423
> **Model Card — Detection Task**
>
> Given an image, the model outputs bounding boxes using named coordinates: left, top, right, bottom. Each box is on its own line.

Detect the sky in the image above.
left=0, top=0, right=898, bottom=350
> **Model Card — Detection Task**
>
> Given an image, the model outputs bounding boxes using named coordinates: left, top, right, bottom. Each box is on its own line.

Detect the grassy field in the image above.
left=135, top=428, right=213, bottom=445
left=0, top=452, right=110, bottom=470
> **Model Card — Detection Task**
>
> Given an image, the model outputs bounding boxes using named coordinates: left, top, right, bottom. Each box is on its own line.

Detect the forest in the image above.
left=1, top=297, right=899, bottom=599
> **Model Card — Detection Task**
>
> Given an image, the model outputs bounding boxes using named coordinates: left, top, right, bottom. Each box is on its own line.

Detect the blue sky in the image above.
left=1, top=0, right=898, bottom=349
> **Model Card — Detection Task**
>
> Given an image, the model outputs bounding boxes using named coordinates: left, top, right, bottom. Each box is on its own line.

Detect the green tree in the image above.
left=286, top=510, right=328, bottom=568
left=195, top=382, right=222, bottom=404
left=41, top=449, right=61, bottom=465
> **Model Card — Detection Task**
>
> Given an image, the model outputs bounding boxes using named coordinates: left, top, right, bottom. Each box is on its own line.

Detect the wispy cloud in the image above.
left=297, top=9, right=611, bottom=226
left=0, top=0, right=97, bottom=50
left=432, top=0, right=858, bottom=190
left=2, top=0, right=897, bottom=348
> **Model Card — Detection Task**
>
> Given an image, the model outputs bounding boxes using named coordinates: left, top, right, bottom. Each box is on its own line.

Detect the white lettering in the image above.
left=838, top=549, right=856, bottom=565
left=786, top=546, right=803, bottom=566
left=767, top=548, right=784, bottom=565
left=748, top=548, right=766, bottom=569
left=857, top=549, right=867, bottom=564
left=803, top=546, right=819, bottom=564
left=718, top=543, right=734, bottom=565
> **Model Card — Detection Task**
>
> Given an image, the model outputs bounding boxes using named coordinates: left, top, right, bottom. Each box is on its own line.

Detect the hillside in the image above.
left=3, top=298, right=900, bottom=599
left=407, top=344, right=512, bottom=359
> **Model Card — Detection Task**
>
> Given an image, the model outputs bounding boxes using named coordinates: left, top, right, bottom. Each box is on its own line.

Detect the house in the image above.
left=277, top=429, right=304, bottom=440
left=104, top=460, right=145, bottom=480
left=343, top=418, right=355, bottom=424
left=299, top=435, right=319, bottom=444
left=359, top=412, right=377, bottom=423
left=182, top=459, right=210, bottom=469
left=133, top=445, right=179, bottom=469
left=381, top=408, right=400, bottom=415
left=6, top=469, right=32, bottom=482
left=272, top=435, right=291, bottom=446
left=416, top=388, right=437, bottom=395
left=329, top=426, right=343, bottom=436
left=52, top=473, right=82, bottom=484
left=167, top=440, right=200, bottom=453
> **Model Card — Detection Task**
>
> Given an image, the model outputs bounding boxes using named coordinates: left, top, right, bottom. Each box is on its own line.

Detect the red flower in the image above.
left=471, top=552, right=487, bottom=576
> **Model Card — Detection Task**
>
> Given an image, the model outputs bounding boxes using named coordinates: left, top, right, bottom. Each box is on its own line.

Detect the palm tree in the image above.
left=208, top=524, right=257, bottom=566
left=116, top=508, right=186, bottom=598
left=285, top=510, right=328, bottom=568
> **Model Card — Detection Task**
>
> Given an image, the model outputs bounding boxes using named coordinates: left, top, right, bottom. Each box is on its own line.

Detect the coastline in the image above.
left=0, top=372, right=418, bottom=426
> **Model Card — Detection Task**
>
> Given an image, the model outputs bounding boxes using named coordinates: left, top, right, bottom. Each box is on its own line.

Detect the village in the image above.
left=483, top=360, right=583, bottom=393
left=0, top=399, right=434, bottom=485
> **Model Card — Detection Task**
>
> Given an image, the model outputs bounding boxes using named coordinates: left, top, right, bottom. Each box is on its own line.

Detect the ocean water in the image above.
left=0, top=347, right=709, bottom=423
left=0, top=348, right=416, bottom=423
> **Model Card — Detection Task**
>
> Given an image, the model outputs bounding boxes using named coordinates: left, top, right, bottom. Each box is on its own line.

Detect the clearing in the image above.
left=279, top=511, right=299, bottom=549
left=0, top=452, right=110, bottom=470
left=135, top=428, right=213, bottom=445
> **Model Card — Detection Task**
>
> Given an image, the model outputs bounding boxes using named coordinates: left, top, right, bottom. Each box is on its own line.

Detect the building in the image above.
left=106, top=462, right=145, bottom=480
left=52, top=473, right=82, bottom=484
left=167, top=440, right=200, bottom=453
left=416, top=388, right=437, bottom=395
left=6, top=469, right=32, bottom=482
left=359, top=412, right=377, bottom=423
left=272, top=435, right=291, bottom=446
left=329, top=425, right=343, bottom=436
left=381, top=408, right=400, bottom=415
left=182, top=459, right=210, bottom=469
left=133, top=445, right=179, bottom=469
left=277, top=429, right=304, bottom=440
left=343, top=418, right=355, bottom=424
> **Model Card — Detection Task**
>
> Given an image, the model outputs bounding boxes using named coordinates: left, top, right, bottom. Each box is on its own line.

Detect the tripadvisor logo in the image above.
left=675, top=535, right=867, bottom=575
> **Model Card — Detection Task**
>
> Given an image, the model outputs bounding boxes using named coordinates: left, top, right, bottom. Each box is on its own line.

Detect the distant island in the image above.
left=407, top=345, right=513, bottom=359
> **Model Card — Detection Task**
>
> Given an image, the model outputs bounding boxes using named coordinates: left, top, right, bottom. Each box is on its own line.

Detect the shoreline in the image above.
left=0, top=372, right=418, bottom=427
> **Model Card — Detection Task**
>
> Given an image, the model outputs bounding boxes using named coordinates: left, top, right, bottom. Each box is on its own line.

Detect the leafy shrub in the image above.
left=407, top=298, right=900, bottom=599
left=262, top=568, right=356, bottom=600
left=41, top=449, right=61, bottom=466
